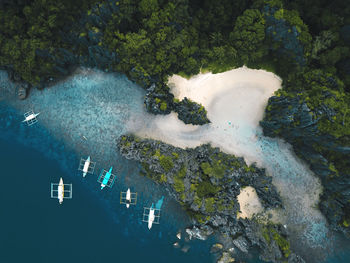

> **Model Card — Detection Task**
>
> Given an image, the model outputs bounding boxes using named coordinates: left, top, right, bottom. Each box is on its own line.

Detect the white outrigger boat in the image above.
left=148, top=204, right=156, bottom=229
left=78, top=156, right=96, bottom=177
left=50, top=177, right=72, bottom=204
left=22, top=110, right=40, bottom=126
left=142, top=197, right=163, bottom=230
left=58, top=178, right=64, bottom=204
left=120, top=188, right=137, bottom=208
left=126, top=188, right=131, bottom=208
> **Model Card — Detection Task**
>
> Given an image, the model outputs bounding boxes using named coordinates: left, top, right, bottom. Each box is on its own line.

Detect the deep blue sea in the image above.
left=0, top=103, right=216, bottom=263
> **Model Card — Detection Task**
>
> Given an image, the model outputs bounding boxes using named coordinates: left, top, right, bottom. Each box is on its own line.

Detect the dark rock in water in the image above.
left=173, top=242, right=180, bottom=249
left=174, top=97, right=210, bottom=125
left=210, top=243, right=224, bottom=254
left=181, top=245, right=190, bottom=253
left=17, top=87, right=27, bottom=100
left=9, top=70, right=22, bottom=82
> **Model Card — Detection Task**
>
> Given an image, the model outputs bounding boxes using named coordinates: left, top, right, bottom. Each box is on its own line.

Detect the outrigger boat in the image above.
left=126, top=188, right=131, bottom=208
left=82, top=156, right=91, bottom=177
left=98, top=166, right=116, bottom=190
left=58, top=178, right=64, bottom=204
left=78, top=156, right=96, bottom=178
left=142, top=197, right=163, bottom=230
left=120, top=188, right=137, bottom=208
left=148, top=203, right=156, bottom=229
left=22, top=110, right=40, bottom=126
left=50, top=177, right=72, bottom=204
left=101, top=167, right=112, bottom=189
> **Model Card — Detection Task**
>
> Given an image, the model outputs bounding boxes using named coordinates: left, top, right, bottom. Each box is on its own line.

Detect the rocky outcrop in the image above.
left=144, top=83, right=175, bottom=115
left=174, top=97, right=210, bottom=125
left=16, top=83, right=29, bottom=100
left=117, top=134, right=282, bottom=218
left=116, top=134, right=302, bottom=263
left=261, top=4, right=311, bottom=66
left=260, top=94, right=350, bottom=237
left=210, top=243, right=224, bottom=254
left=217, top=252, right=235, bottom=263
left=186, top=225, right=213, bottom=241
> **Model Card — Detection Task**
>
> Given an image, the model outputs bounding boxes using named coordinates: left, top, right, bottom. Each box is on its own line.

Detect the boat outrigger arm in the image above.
left=50, top=177, right=72, bottom=204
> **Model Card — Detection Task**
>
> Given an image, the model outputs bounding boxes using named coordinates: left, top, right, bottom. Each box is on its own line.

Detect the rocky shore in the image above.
left=117, top=134, right=304, bottom=263
left=144, top=83, right=210, bottom=125
left=261, top=93, right=350, bottom=237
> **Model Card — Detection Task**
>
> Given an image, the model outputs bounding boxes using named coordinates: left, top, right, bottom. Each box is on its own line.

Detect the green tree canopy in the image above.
left=230, top=9, right=267, bottom=64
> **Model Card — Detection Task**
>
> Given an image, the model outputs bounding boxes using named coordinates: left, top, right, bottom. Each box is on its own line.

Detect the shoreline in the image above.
left=0, top=70, right=206, bottom=238
left=134, top=66, right=282, bottom=165
left=132, top=67, right=330, bottom=260
left=0, top=67, right=330, bottom=261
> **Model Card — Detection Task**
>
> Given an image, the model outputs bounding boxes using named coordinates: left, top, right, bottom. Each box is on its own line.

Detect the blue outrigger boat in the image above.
left=98, top=166, right=116, bottom=189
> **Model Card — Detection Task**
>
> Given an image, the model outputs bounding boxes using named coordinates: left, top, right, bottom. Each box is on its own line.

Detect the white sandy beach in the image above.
left=131, top=67, right=327, bottom=252
left=139, top=67, right=280, bottom=221
left=237, top=186, right=264, bottom=219
left=133, top=66, right=282, bottom=165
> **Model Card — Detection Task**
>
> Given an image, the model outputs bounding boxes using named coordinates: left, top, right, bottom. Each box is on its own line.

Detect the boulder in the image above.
left=17, top=87, right=27, bottom=100
left=185, top=225, right=213, bottom=241
left=210, top=243, right=224, bottom=254
left=232, top=236, right=250, bottom=253
left=174, top=97, right=210, bottom=125
left=173, top=242, right=180, bottom=249
left=217, top=252, right=235, bottom=263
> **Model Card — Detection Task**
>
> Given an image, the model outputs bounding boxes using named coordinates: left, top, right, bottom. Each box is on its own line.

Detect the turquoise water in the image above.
left=0, top=103, right=214, bottom=263
left=1, top=68, right=350, bottom=262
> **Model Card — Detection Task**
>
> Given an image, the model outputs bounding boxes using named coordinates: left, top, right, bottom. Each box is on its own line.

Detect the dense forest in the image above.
left=1, top=0, right=349, bottom=238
